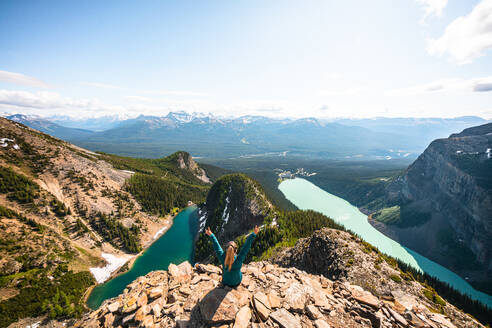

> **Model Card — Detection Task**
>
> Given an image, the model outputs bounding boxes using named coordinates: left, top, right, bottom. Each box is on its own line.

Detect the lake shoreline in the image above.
left=278, top=177, right=492, bottom=308
left=367, top=214, right=492, bottom=297
left=96, top=212, right=178, bottom=285
left=86, top=206, right=198, bottom=309
left=126, top=213, right=177, bottom=272
left=84, top=213, right=177, bottom=310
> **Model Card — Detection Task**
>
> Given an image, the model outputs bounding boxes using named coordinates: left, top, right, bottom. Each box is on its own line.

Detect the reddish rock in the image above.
left=353, top=292, right=379, bottom=309
left=267, top=291, right=281, bottom=309
left=137, top=292, right=148, bottom=307
left=149, top=287, right=164, bottom=299
left=305, top=304, right=322, bottom=320
left=253, top=292, right=271, bottom=321
left=234, top=305, right=252, bottom=328
left=270, top=308, right=301, bottom=328
left=314, top=319, right=331, bottom=328
left=103, top=313, right=114, bottom=328
left=134, top=304, right=149, bottom=322
left=107, top=301, right=120, bottom=313
left=199, top=288, right=239, bottom=324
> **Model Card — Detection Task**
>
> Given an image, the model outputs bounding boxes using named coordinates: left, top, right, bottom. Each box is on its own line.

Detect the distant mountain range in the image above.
left=4, top=112, right=488, bottom=159
left=6, top=114, right=94, bottom=140
left=48, top=114, right=126, bottom=131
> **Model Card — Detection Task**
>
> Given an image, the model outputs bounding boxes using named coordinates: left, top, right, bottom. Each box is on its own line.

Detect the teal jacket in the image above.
left=209, top=232, right=256, bottom=287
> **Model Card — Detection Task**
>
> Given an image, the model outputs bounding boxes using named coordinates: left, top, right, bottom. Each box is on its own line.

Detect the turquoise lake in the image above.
left=87, top=206, right=198, bottom=309
left=278, top=178, right=492, bottom=308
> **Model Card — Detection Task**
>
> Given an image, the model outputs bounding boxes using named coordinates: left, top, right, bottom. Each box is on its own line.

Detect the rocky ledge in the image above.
left=75, top=260, right=482, bottom=328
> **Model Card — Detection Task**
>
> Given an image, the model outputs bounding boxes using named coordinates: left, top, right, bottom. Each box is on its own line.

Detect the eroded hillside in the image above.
left=0, top=117, right=215, bottom=327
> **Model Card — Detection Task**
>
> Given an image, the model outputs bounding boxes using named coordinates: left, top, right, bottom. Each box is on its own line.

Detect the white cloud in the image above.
left=427, top=0, right=492, bottom=64
left=0, top=90, right=122, bottom=116
left=477, top=108, right=492, bottom=119
left=387, top=76, right=492, bottom=95
left=0, top=70, right=51, bottom=88
left=416, top=0, right=448, bottom=20
left=473, top=81, right=492, bottom=92
left=318, top=87, right=367, bottom=97
left=0, top=89, right=214, bottom=118
left=1, top=86, right=489, bottom=120
left=141, top=90, right=211, bottom=97
left=124, top=95, right=153, bottom=102
left=84, top=82, right=210, bottom=97
left=84, top=82, right=122, bottom=89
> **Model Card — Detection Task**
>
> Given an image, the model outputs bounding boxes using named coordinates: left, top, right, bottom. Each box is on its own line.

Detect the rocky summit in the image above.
left=76, top=259, right=483, bottom=328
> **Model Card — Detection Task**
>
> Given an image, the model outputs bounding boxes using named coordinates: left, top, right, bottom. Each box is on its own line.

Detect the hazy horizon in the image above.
left=2, top=110, right=491, bottom=122
left=1, top=1, right=492, bottom=119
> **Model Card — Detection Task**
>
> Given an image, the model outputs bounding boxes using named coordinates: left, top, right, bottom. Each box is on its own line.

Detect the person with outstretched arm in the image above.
left=204, top=225, right=258, bottom=287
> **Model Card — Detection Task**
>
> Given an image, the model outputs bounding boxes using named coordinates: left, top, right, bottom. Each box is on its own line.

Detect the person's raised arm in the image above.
left=236, top=225, right=259, bottom=265
left=205, top=227, right=225, bottom=263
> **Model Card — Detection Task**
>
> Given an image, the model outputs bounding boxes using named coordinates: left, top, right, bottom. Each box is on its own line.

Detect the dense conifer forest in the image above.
left=126, top=174, right=206, bottom=216
left=0, top=266, right=94, bottom=328
left=236, top=209, right=347, bottom=263
left=0, top=166, right=40, bottom=204
left=88, top=212, right=141, bottom=253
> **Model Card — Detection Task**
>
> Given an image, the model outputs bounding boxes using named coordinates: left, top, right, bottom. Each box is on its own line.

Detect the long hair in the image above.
left=224, top=241, right=237, bottom=271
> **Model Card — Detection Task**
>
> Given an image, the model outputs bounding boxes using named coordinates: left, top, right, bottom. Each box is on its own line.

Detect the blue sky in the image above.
left=1, top=0, right=491, bottom=119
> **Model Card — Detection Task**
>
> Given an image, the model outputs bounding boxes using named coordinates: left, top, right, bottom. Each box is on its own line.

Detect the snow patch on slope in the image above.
left=153, top=226, right=168, bottom=239
left=198, top=208, right=207, bottom=232
left=221, top=186, right=232, bottom=230
left=1, top=137, right=14, bottom=147
left=0, top=138, right=20, bottom=149
left=90, top=253, right=132, bottom=284
left=222, top=196, right=230, bottom=226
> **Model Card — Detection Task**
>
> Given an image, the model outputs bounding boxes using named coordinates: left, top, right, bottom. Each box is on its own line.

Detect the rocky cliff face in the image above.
left=369, top=123, right=492, bottom=292
left=273, top=228, right=404, bottom=295
left=173, top=151, right=211, bottom=184
left=76, top=256, right=483, bottom=328
left=195, top=174, right=273, bottom=261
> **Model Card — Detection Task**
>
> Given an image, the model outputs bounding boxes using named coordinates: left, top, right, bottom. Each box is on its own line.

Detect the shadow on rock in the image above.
left=184, top=285, right=250, bottom=327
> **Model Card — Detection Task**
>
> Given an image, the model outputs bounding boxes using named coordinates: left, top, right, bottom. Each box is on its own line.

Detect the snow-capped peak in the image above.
left=7, top=113, right=42, bottom=122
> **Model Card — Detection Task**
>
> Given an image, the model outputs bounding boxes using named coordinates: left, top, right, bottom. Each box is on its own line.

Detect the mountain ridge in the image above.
left=366, top=122, right=492, bottom=294
left=6, top=114, right=95, bottom=140
left=7, top=112, right=488, bottom=160
left=0, top=117, right=218, bottom=327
